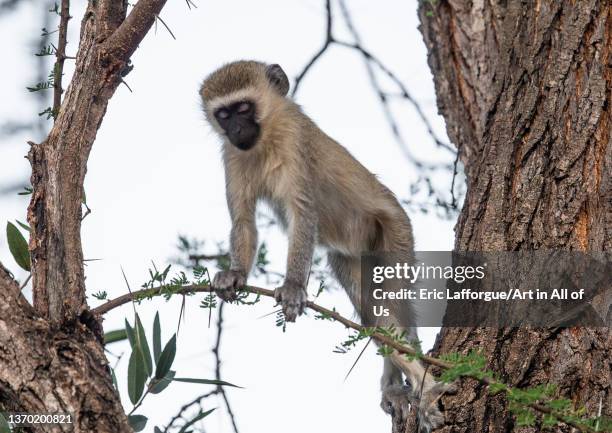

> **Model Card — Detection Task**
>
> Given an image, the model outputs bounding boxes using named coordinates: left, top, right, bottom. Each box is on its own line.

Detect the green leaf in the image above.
left=17, top=186, right=33, bottom=196
left=515, top=410, right=536, bottom=427
left=488, top=382, right=507, bottom=395
left=548, top=399, right=571, bottom=411
left=104, top=329, right=128, bottom=345
left=149, top=370, right=176, bottom=394
left=153, top=311, right=161, bottom=364
left=135, top=313, right=153, bottom=376
left=125, top=319, right=135, bottom=347
left=0, top=412, right=11, bottom=433
left=178, top=409, right=216, bottom=433
left=173, top=377, right=240, bottom=388
left=542, top=414, right=558, bottom=427
left=16, top=220, right=31, bottom=232
left=127, top=347, right=147, bottom=405
left=155, top=334, right=176, bottom=379
left=6, top=221, right=30, bottom=271
left=127, top=415, right=147, bottom=432
left=110, top=367, right=119, bottom=392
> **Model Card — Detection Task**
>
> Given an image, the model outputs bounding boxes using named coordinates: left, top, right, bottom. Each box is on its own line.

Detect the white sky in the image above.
left=0, top=1, right=456, bottom=432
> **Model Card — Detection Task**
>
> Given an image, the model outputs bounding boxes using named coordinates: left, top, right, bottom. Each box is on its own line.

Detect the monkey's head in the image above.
left=200, top=61, right=290, bottom=151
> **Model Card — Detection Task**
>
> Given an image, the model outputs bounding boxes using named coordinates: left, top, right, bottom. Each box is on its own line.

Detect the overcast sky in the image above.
left=0, top=1, right=457, bottom=432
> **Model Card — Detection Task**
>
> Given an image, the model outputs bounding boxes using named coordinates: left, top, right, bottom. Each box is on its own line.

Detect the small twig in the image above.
left=214, top=303, right=239, bottom=433
left=163, top=390, right=217, bottom=432
left=162, top=303, right=237, bottom=432
left=19, top=274, right=32, bottom=291
left=127, top=388, right=150, bottom=417
left=52, top=0, right=70, bottom=116
left=292, top=0, right=333, bottom=96
left=189, top=253, right=229, bottom=262
left=332, top=38, right=453, bottom=153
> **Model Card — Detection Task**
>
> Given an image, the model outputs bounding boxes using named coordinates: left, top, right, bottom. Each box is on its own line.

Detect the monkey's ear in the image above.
left=266, top=64, right=290, bottom=96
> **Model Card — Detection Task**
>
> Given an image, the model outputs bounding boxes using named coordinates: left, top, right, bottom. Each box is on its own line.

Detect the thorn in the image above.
left=120, top=79, right=133, bottom=93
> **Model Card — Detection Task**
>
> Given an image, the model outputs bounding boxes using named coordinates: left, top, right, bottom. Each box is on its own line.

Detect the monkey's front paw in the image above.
left=212, top=270, right=246, bottom=302
left=274, top=280, right=307, bottom=322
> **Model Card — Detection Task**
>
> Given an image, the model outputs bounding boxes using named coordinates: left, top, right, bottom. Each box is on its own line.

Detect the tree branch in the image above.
left=52, top=0, right=70, bottom=116
left=93, top=282, right=597, bottom=433
left=292, top=0, right=333, bottom=96
left=9, top=1, right=171, bottom=431
left=92, top=283, right=448, bottom=366
left=103, top=0, right=168, bottom=62
left=28, top=0, right=170, bottom=324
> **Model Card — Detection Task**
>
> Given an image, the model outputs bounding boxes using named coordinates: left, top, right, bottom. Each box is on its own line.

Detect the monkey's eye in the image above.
left=215, top=109, right=230, bottom=120
left=237, top=102, right=252, bottom=114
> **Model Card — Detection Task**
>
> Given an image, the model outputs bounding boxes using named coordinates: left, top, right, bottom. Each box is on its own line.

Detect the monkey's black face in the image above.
left=214, top=100, right=260, bottom=151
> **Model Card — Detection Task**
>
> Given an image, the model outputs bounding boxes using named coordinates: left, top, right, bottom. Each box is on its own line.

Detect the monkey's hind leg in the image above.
left=382, top=298, right=454, bottom=432
left=387, top=351, right=456, bottom=433
left=328, top=251, right=451, bottom=433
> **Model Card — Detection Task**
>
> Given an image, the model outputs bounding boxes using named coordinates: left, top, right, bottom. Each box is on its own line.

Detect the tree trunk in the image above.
left=417, top=1, right=610, bottom=432
left=0, top=1, right=166, bottom=432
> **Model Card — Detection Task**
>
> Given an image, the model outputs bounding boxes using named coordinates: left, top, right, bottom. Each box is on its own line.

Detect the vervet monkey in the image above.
left=200, top=60, right=449, bottom=432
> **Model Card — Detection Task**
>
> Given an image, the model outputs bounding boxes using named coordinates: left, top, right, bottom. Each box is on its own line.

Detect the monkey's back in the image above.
left=297, top=110, right=414, bottom=257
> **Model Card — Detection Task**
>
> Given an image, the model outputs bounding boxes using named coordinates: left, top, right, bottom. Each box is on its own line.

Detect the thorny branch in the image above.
left=93, top=283, right=595, bottom=433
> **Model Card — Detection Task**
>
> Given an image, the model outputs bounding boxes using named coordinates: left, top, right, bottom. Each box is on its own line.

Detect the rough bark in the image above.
left=417, top=1, right=610, bottom=432
left=0, top=1, right=167, bottom=432
left=0, top=263, right=129, bottom=433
